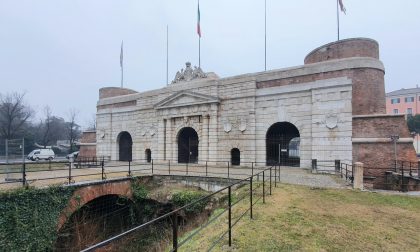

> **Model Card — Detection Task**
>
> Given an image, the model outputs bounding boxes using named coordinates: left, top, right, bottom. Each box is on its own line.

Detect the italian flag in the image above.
left=197, top=1, right=201, bottom=37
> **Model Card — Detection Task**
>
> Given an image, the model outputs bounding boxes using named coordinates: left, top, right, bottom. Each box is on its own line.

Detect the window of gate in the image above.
left=231, top=148, right=240, bottom=166
left=145, top=149, right=151, bottom=163
left=118, top=131, right=132, bottom=161
left=266, top=122, right=300, bottom=166
left=178, top=127, right=199, bottom=163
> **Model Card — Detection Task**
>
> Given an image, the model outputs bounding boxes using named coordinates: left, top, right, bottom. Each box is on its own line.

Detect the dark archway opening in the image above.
left=266, top=122, right=300, bottom=166
left=145, top=149, right=151, bottom=163
left=178, top=127, right=199, bottom=163
left=118, top=131, right=132, bottom=161
left=55, top=194, right=136, bottom=251
left=231, top=148, right=240, bottom=166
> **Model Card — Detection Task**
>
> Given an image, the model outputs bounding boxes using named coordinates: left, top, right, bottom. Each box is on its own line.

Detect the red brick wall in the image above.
left=352, top=115, right=411, bottom=138
left=304, top=38, right=379, bottom=64
left=99, top=87, right=138, bottom=99
left=353, top=115, right=417, bottom=189
left=97, top=100, right=136, bottom=110
left=257, top=68, right=386, bottom=115
left=79, top=131, right=96, bottom=158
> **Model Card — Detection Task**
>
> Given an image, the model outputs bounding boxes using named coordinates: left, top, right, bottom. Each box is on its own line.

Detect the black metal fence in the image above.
left=0, top=158, right=275, bottom=188
left=363, top=160, right=420, bottom=192
left=311, top=159, right=354, bottom=184
left=80, top=165, right=278, bottom=251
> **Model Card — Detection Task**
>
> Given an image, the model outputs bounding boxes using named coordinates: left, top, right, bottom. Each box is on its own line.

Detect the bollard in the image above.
left=128, top=160, right=131, bottom=176
left=353, top=162, right=364, bottom=190
left=169, top=160, right=171, bottom=175
left=205, top=161, right=208, bottom=177
left=152, top=159, right=154, bottom=175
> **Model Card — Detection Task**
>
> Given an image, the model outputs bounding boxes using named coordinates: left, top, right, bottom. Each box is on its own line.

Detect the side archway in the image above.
left=266, top=122, right=300, bottom=166
left=231, top=148, right=240, bottom=166
left=118, top=131, right=132, bottom=161
left=177, top=127, right=199, bottom=163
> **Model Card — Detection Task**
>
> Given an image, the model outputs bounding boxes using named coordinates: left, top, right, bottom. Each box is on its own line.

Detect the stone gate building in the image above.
left=93, top=38, right=416, bottom=170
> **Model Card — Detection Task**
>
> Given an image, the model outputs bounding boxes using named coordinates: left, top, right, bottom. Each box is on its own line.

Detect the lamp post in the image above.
left=390, top=135, right=400, bottom=171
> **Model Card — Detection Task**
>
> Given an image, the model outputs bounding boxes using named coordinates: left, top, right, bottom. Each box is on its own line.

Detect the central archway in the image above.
left=266, top=122, right=300, bottom=166
left=178, top=127, right=199, bottom=163
left=118, top=131, right=132, bottom=161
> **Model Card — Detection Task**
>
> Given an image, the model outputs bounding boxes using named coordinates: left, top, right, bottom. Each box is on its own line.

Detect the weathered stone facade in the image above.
left=95, top=38, right=416, bottom=172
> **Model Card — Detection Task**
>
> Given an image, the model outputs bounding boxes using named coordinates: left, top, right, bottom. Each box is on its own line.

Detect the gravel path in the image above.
left=278, top=167, right=348, bottom=189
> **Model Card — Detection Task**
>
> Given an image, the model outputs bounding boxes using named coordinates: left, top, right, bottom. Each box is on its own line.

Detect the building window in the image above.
left=405, top=97, right=414, bottom=103
left=393, top=109, right=399, bottom=114
left=391, top=98, right=400, bottom=104
left=407, top=108, right=413, bottom=115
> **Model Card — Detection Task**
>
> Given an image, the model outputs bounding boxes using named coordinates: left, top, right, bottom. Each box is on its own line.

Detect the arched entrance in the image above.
left=266, top=122, right=300, bottom=166
left=118, top=131, right=132, bottom=161
left=178, top=127, right=198, bottom=163
left=231, top=148, right=240, bottom=166
left=145, top=149, right=151, bottom=163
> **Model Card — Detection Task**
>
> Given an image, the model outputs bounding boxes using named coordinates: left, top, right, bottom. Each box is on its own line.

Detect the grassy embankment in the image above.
left=180, top=184, right=420, bottom=251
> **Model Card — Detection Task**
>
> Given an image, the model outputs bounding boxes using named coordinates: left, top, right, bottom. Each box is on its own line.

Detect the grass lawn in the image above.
left=180, top=183, right=420, bottom=251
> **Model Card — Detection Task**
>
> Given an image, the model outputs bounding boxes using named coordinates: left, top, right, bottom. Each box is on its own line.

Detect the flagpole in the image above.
left=198, top=0, right=201, bottom=68
left=337, top=0, right=340, bottom=41
left=264, top=0, right=267, bottom=71
left=199, top=37, right=201, bottom=68
left=166, top=25, right=169, bottom=86
left=121, top=41, right=124, bottom=88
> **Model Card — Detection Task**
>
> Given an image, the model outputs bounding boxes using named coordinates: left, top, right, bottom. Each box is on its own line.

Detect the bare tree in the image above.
left=67, top=108, right=81, bottom=153
left=0, top=92, right=33, bottom=139
left=39, top=106, right=52, bottom=147
left=87, top=113, right=96, bottom=131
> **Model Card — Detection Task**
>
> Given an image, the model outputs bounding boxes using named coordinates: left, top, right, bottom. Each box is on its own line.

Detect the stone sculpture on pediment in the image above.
left=171, top=62, right=207, bottom=84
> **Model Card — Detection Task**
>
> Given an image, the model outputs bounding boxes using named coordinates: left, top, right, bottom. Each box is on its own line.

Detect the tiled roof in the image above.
left=386, top=87, right=420, bottom=97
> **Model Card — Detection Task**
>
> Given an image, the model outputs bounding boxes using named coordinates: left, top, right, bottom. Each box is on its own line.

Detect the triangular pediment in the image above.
left=154, top=91, right=220, bottom=110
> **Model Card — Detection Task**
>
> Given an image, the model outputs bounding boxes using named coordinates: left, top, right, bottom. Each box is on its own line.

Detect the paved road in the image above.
left=0, top=161, right=348, bottom=190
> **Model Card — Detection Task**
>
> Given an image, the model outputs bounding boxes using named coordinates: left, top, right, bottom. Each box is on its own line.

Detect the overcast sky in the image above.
left=1, top=0, right=420, bottom=127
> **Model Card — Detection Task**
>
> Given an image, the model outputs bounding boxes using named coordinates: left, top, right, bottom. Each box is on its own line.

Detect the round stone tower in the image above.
left=304, top=38, right=385, bottom=115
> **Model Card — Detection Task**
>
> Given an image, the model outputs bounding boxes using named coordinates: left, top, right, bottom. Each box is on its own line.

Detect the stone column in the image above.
left=201, top=115, right=209, bottom=162
left=166, top=118, right=172, bottom=160
left=156, top=119, right=165, bottom=160
left=353, top=162, right=364, bottom=190
left=208, top=111, right=218, bottom=161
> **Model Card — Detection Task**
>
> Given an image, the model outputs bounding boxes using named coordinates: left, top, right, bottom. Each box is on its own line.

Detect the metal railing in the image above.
left=0, top=158, right=274, bottom=188
left=80, top=165, right=279, bottom=252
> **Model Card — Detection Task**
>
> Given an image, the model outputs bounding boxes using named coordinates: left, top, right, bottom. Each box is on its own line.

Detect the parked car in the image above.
left=66, top=151, right=79, bottom=160
left=27, top=149, right=55, bottom=161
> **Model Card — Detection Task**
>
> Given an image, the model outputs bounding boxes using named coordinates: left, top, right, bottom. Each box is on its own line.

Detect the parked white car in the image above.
left=27, top=149, right=55, bottom=161
left=66, top=151, right=79, bottom=160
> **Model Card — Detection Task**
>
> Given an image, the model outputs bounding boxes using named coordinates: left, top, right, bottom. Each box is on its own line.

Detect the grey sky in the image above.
left=1, top=0, right=419, bottom=127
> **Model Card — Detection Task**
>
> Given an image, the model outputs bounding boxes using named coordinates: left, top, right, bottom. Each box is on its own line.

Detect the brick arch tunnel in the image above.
left=56, top=180, right=135, bottom=250
left=57, top=180, right=133, bottom=231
